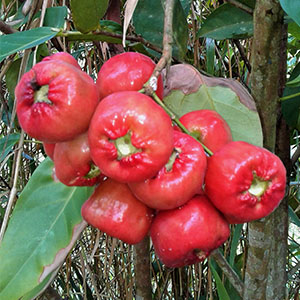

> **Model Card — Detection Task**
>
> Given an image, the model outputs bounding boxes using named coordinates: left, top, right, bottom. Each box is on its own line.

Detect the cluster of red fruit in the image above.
left=15, top=51, right=286, bottom=268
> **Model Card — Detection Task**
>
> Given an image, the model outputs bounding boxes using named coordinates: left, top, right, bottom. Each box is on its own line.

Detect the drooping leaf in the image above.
left=0, top=133, right=20, bottom=162
left=209, top=260, right=231, bottom=300
left=288, top=205, right=300, bottom=227
left=229, top=224, right=243, bottom=267
left=20, top=269, right=59, bottom=300
left=163, top=64, right=263, bottom=147
left=70, top=0, right=109, bottom=33
left=4, top=58, right=21, bottom=99
left=133, top=0, right=188, bottom=59
left=206, top=38, right=215, bottom=75
left=43, top=6, right=68, bottom=28
left=197, top=3, right=253, bottom=40
left=282, top=63, right=300, bottom=129
left=123, top=0, right=139, bottom=46
left=0, top=27, right=57, bottom=63
left=280, top=0, right=300, bottom=27
left=0, top=158, right=93, bottom=300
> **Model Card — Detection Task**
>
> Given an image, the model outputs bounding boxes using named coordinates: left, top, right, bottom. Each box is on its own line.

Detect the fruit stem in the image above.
left=113, top=131, right=142, bottom=160
left=165, top=147, right=181, bottom=172
left=248, top=173, right=269, bottom=198
left=141, top=89, right=214, bottom=156
left=33, top=85, right=52, bottom=104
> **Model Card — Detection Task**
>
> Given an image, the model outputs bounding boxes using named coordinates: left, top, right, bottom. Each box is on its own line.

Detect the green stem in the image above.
left=142, top=89, right=214, bottom=156
left=279, top=92, right=300, bottom=101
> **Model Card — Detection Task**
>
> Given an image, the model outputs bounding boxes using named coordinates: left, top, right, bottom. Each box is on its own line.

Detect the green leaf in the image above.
left=197, top=3, right=253, bottom=40
left=280, top=0, right=300, bottom=27
left=288, top=205, right=300, bottom=227
left=229, top=224, right=243, bottom=267
left=164, top=65, right=263, bottom=147
left=173, top=0, right=189, bottom=59
left=21, top=271, right=58, bottom=300
left=70, top=0, right=109, bottom=33
left=0, top=158, right=93, bottom=300
left=288, top=22, right=300, bottom=40
left=209, top=260, right=231, bottom=300
left=100, top=20, right=123, bottom=34
left=0, top=27, right=57, bottom=63
left=43, top=6, right=68, bottom=28
left=206, top=38, right=215, bottom=75
left=4, top=58, right=21, bottom=99
left=0, top=133, right=20, bottom=162
left=286, top=74, right=300, bottom=87
left=133, top=0, right=188, bottom=59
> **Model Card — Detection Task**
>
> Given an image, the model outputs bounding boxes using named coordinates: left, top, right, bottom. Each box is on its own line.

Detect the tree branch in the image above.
left=211, top=249, right=244, bottom=297
left=0, top=20, right=17, bottom=34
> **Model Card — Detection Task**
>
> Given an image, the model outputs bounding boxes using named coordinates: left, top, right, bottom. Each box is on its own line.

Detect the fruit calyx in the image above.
left=32, top=82, right=52, bottom=104
left=248, top=172, right=269, bottom=199
left=165, top=147, right=182, bottom=172
left=84, top=164, right=101, bottom=179
left=194, top=249, right=207, bottom=261
left=113, top=131, right=142, bottom=160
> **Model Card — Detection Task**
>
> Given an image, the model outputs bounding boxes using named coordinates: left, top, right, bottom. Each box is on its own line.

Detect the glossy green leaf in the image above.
left=133, top=0, right=188, bottom=59
left=43, top=6, right=68, bottom=28
left=280, top=0, right=300, bottom=27
left=209, top=260, right=231, bottom=300
left=0, top=27, right=57, bottom=63
left=164, top=85, right=262, bottom=146
left=70, top=0, right=109, bottom=33
left=197, top=3, right=253, bottom=40
left=0, top=133, right=20, bottom=162
left=0, top=158, right=93, bottom=300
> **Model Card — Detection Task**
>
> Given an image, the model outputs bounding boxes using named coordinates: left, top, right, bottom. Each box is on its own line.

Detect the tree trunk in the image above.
left=243, top=1, right=288, bottom=300
left=134, top=236, right=152, bottom=300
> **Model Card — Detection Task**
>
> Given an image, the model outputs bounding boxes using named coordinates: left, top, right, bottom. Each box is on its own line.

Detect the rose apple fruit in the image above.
left=43, top=142, right=56, bottom=160
left=53, top=132, right=103, bottom=186
left=204, top=141, right=286, bottom=224
left=15, top=59, right=99, bottom=143
left=150, top=195, right=230, bottom=268
left=81, top=178, right=154, bottom=244
left=96, top=52, right=164, bottom=100
left=128, top=130, right=207, bottom=210
left=88, top=91, right=174, bottom=182
left=42, top=52, right=81, bottom=70
left=179, top=110, right=232, bottom=153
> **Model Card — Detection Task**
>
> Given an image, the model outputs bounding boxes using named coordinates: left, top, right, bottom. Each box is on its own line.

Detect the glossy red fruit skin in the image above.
left=204, top=141, right=286, bottom=224
left=96, top=52, right=164, bottom=100
left=15, top=60, right=99, bottom=143
left=41, top=52, right=81, bottom=69
left=53, top=132, right=103, bottom=187
left=179, top=110, right=232, bottom=153
left=81, top=179, right=154, bottom=244
left=88, top=91, right=174, bottom=183
left=128, top=131, right=207, bottom=210
left=150, top=195, right=230, bottom=268
left=43, top=142, right=56, bottom=160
